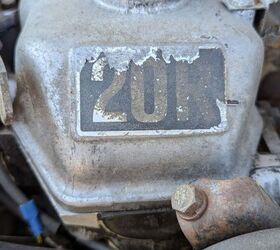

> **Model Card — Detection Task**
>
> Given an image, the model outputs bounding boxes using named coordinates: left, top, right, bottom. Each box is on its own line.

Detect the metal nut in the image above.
left=171, top=184, right=207, bottom=221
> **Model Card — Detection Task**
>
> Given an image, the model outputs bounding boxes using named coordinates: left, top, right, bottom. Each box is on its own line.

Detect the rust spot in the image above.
left=172, top=177, right=280, bottom=249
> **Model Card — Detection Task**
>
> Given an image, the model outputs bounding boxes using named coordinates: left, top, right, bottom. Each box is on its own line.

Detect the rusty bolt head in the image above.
left=171, top=184, right=207, bottom=221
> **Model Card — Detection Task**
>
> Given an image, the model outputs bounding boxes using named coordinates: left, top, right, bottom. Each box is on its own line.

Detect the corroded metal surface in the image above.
left=78, top=47, right=225, bottom=136
left=94, top=0, right=189, bottom=13
left=173, top=177, right=280, bottom=250
left=223, top=0, right=279, bottom=10
left=0, top=57, right=13, bottom=126
left=14, top=0, right=263, bottom=219
left=171, top=185, right=207, bottom=221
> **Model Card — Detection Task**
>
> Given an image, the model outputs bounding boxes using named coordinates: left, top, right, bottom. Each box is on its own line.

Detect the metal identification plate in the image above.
left=75, top=46, right=226, bottom=137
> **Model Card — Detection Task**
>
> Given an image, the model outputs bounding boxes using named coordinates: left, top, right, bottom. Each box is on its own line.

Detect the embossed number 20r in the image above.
left=92, top=58, right=187, bottom=123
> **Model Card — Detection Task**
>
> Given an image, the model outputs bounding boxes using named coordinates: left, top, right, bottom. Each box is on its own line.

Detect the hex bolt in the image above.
left=171, top=184, right=208, bottom=221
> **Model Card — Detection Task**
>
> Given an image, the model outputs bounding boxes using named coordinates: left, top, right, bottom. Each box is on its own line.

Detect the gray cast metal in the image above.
left=14, top=0, right=263, bottom=221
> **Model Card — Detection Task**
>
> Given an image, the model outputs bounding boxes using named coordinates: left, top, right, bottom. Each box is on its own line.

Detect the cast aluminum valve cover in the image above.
left=14, top=0, right=263, bottom=220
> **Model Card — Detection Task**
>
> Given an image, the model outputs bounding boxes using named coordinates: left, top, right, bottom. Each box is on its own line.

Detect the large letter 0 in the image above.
left=130, top=58, right=168, bottom=123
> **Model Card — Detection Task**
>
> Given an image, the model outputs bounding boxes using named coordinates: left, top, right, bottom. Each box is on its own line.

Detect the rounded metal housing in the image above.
left=15, top=0, right=263, bottom=222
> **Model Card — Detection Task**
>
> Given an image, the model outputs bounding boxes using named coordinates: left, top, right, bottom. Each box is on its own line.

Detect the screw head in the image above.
left=171, top=184, right=207, bottom=221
